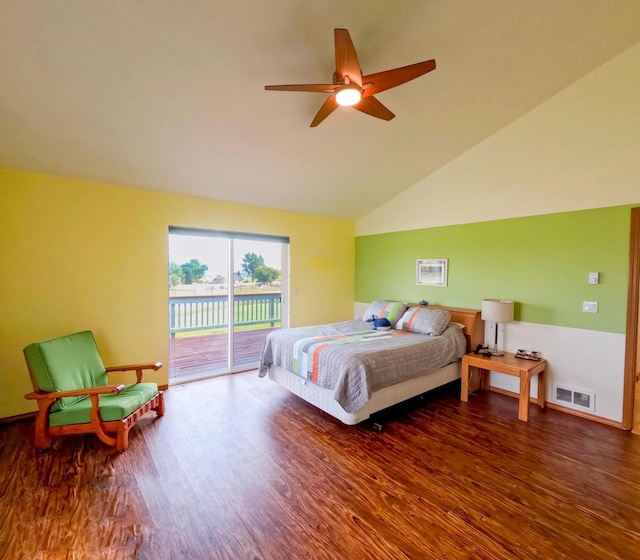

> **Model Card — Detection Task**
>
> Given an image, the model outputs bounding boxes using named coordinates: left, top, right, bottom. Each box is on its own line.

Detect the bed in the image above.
left=258, top=302, right=483, bottom=425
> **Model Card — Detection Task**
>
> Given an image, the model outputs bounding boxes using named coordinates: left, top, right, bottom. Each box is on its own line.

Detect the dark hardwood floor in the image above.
left=2, top=371, right=640, bottom=559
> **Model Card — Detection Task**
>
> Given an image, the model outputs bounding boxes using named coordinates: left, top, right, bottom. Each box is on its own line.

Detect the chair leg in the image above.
left=116, top=427, right=129, bottom=452
left=155, top=392, right=165, bottom=417
left=33, top=426, right=52, bottom=451
left=33, top=408, right=52, bottom=450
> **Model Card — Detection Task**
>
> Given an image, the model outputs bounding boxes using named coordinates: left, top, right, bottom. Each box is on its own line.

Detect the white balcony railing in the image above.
left=169, top=292, right=281, bottom=337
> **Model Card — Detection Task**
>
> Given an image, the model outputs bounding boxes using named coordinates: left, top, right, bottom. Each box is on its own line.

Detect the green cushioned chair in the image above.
left=24, top=331, right=165, bottom=451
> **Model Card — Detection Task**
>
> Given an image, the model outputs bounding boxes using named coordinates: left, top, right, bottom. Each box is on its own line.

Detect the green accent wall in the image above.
left=356, top=205, right=636, bottom=333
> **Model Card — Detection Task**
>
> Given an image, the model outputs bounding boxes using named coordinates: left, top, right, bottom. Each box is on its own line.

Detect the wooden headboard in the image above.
left=407, top=303, right=483, bottom=353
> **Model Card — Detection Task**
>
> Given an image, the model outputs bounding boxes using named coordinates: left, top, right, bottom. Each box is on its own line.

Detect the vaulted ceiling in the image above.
left=1, top=1, right=639, bottom=220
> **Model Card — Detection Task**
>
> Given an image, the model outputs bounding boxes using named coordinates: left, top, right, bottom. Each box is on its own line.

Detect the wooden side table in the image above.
left=461, top=352, right=547, bottom=422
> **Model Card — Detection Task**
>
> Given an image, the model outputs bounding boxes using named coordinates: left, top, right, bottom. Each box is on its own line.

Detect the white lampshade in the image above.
left=481, top=299, right=514, bottom=323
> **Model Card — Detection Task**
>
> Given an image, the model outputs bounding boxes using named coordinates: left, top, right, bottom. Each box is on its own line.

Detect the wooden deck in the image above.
left=169, top=327, right=278, bottom=381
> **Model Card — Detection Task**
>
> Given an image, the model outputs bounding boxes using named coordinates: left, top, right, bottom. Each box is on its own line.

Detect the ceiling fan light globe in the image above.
left=335, top=85, right=362, bottom=107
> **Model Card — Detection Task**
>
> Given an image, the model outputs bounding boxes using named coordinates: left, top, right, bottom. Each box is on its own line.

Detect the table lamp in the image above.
left=481, top=299, right=514, bottom=356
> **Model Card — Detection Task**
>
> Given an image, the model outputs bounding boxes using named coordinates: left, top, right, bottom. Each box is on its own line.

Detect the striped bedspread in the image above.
left=292, top=329, right=409, bottom=383
left=259, top=319, right=466, bottom=413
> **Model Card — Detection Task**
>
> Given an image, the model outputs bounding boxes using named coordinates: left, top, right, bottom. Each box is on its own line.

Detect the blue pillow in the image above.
left=373, top=317, right=392, bottom=330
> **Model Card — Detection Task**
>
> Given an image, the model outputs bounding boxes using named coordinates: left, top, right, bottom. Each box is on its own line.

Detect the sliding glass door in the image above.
left=168, top=227, right=288, bottom=383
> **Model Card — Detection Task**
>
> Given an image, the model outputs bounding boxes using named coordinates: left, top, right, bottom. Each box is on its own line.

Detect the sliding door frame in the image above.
left=169, top=226, right=289, bottom=376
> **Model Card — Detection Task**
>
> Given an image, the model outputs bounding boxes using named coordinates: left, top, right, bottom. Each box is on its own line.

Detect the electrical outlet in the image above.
left=582, top=301, right=598, bottom=313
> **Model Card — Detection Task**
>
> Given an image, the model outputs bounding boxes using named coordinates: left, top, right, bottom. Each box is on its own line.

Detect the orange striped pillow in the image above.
left=362, top=300, right=408, bottom=327
left=396, top=307, right=451, bottom=336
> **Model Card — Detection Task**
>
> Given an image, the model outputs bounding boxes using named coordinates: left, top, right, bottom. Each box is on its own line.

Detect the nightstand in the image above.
left=460, top=352, right=547, bottom=422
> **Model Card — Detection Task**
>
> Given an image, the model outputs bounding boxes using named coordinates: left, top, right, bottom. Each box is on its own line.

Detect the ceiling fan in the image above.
left=265, top=28, right=436, bottom=127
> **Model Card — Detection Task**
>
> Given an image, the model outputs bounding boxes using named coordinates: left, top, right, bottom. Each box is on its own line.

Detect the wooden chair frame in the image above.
left=25, top=361, right=165, bottom=452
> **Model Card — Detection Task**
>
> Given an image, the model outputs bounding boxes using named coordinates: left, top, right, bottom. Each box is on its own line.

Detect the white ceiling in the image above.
left=2, top=1, right=639, bottom=220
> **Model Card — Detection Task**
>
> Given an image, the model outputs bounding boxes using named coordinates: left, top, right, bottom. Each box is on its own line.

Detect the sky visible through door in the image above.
left=169, top=234, right=282, bottom=286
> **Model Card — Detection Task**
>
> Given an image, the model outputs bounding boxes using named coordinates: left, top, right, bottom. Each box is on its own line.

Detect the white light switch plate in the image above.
left=582, top=301, right=598, bottom=313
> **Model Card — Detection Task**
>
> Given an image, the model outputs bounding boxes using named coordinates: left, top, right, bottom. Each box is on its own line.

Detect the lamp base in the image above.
left=490, top=350, right=505, bottom=356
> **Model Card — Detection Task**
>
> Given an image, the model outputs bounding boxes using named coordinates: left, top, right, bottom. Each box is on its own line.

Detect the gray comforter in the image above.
left=258, top=320, right=466, bottom=413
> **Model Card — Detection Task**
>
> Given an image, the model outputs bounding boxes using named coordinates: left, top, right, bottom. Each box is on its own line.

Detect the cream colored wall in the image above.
left=357, top=41, right=640, bottom=236
left=0, top=170, right=354, bottom=419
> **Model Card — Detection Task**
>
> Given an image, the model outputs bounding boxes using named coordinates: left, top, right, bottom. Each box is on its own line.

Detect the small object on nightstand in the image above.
left=419, top=300, right=428, bottom=306
left=515, top=349, right=542, bottom=361
left=473, top=344, right=492, bottom=357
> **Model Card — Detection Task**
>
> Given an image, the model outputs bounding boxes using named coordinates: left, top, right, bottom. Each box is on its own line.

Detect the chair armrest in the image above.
left=25, top=384, right=125, bottom=400
left=105, top=362, right=163, bottom=383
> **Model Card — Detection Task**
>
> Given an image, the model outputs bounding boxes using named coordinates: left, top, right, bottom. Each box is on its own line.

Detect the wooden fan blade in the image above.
left=265, top=84, right=338, bottom=93
left=334, top=29, right=362, bottom=86
left=310, top=96, right=339, bottom=127
left=352, top=95, right=395, bottom=121
left=363, top=59, right=436, bottom=96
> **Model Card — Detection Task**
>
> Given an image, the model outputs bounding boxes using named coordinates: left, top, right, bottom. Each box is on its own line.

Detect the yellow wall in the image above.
left=0, top=169, right=355, bottom=419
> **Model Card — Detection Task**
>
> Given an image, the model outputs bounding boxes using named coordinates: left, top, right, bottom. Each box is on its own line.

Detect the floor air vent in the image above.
left=553, top=384, right=596, bottom=413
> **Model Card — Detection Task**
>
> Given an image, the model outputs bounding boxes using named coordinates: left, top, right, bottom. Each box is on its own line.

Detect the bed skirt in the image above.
left=267, top=361, right=461, bottom=425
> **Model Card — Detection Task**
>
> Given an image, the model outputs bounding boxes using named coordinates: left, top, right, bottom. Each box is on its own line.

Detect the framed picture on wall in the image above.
left=416, top=259, right=448, bottom=287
